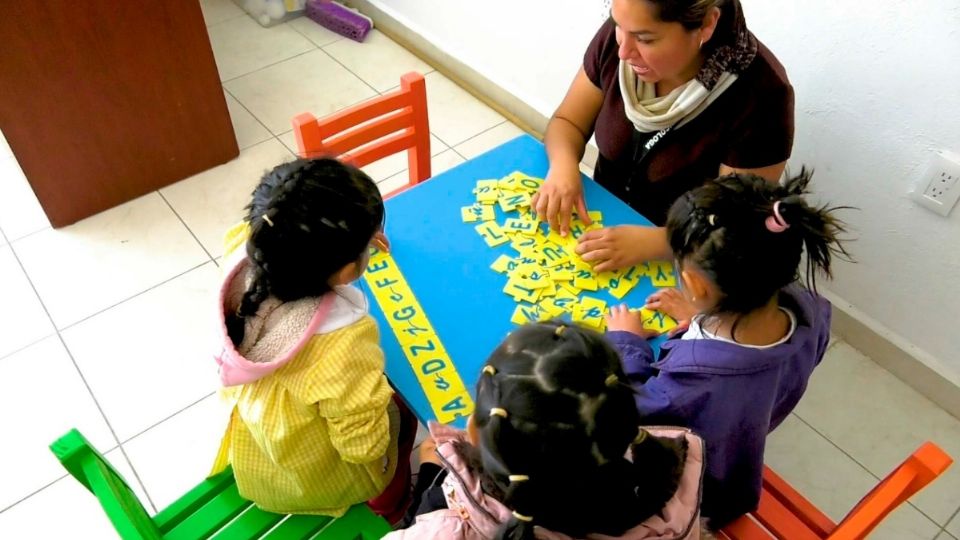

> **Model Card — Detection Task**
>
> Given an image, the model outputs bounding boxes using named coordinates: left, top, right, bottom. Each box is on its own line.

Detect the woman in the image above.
left=535, top=0, right=794, bottom=276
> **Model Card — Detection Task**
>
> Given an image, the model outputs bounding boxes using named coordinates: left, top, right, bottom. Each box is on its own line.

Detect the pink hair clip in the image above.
left=765, top=201, right=790, bottom=233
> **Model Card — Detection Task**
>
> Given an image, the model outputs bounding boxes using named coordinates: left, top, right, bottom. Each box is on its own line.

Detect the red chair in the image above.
left=292, top=71, right=431, bottom=199
left=719, top=442, right=952, bottom=540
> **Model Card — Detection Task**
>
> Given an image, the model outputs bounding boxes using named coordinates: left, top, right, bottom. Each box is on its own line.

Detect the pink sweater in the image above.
left=386, top=423, right=705, bottom=540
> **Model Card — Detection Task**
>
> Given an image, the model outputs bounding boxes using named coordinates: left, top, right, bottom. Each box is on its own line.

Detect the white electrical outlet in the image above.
left=913, top=150, right=960, bottom=217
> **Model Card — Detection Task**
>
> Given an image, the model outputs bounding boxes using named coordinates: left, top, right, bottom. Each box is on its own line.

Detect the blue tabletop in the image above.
left=359, top=135, right=667, bottom=428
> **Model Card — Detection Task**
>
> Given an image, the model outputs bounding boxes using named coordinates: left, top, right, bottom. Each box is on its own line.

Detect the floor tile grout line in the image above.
left=204, top=11, right=248, bottom=30
left=223, top=86, right=275, bottom=149
left=118, top=391, right=217, bottom=447
left=315, top=34, right=438, bottom=95
left=220, top=47, right=319, bottom=86
left=52, top=331, right=159, bottom=504
left=3, top=225, right=53, bottom=245
left=114, top=444, right=159, bottom=513
left=56, top=260, right=214, bottom=334
left=286, top=18, right=346, bottom=49
left=3, top=237, right=135, bottom=478
left=0, top=438, right=136, bottom=516
left=2, top=387, right=218, bottom=516
left=941, top=506, right=960, bottom=537
left=316, top=47, right=381, bottom=97
left=157, top=191, right=217, bottom=264
left=446, top=124, right=520, bottom=160
left=791, top=413, right=946, bottom=527
left=0, top=332, right=58, bottom=363
left=0, top=475, right=65, bottom=515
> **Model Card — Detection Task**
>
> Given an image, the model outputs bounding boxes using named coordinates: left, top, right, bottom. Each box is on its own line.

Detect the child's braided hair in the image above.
left=227, top=158, right=383, bottom=344
left=474, top=321, right=688, bottom=540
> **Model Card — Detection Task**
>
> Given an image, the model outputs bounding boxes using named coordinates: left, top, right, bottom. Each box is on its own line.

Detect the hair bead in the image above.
left=765, top=201, right=790, bottom=233
left=489, top=407, right=508, bottom=418
left=635, top=427, right=648, bottom=444
left=605, top=374, right=619, bottom=387
left=512, top=511, right=534, bottom=522
left=261, top=214, right=275, bottom=227
left=482, top=365, right=496, bottom=376
left=508, top=474, right=530, bottom=482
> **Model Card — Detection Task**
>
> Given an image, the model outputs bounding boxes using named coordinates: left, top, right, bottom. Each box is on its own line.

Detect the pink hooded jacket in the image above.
left=385, top=423, right=704, bottom=540
left=213, top=257, right=337, bottom=386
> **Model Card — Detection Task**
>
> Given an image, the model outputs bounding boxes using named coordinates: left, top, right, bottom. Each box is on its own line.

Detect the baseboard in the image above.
left=346, top=0, right=600, bottom=169
left=821, top=288, right=960, bottom=419
left=348, top=0, right=960, bottom=420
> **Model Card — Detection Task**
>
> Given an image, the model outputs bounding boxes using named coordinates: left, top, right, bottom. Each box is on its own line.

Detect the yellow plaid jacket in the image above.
left=211, top=223, right=398, bottom=516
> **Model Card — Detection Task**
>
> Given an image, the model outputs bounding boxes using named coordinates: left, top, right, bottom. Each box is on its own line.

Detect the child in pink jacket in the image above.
left=387, top=321, right=705, bottom=540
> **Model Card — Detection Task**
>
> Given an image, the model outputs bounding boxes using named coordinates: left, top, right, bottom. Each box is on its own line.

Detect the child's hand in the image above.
left=418, top=436, right=441, bottom=465
left=645, top=289, right=697, bottom=328
left=373, top=231, right=391, bottom=252
left=606, top=304, right=659, bottom=339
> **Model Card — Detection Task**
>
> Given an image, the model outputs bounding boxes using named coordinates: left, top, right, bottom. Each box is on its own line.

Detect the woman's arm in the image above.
left=536, top=68, right=604, bottom=236
left=719, top=161, right=786, bottom=183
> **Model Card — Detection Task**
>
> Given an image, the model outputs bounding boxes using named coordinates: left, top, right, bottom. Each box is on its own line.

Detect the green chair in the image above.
left=49, top=429, right=392, bottom=540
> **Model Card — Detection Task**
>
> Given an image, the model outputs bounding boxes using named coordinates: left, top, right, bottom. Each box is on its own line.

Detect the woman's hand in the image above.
left=532, top=165, right=591, bottom=237
left=576, top=225, right=667, bottom=272
left=606, top=304, right=659, bottom=338
left=645, top=288, right=697, bottom=336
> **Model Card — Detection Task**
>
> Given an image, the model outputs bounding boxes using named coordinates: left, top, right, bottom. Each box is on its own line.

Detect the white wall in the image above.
left=367, top=0, right=606, bottom=117
left=368, top=0, right=960, bottom=375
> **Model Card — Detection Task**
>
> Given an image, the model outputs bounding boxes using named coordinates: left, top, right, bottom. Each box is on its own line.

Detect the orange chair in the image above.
left=292, top=71, right=431, bottom=199
left=719, top=442, right=952, bottom=540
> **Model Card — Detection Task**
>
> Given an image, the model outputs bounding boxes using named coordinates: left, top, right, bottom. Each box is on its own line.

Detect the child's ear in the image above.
left=329, top=261, right=360, bottom=287
left=680, top=268, right=710, bottom=304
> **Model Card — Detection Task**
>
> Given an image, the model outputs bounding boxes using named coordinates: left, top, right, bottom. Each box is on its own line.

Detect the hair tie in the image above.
left=508, top=474, right=529, bottom=483
left=512, top=511, right=534, bottom=522
left=489, top=407, right=508, bottom=418
left=262, top=214, right=275, bottom=227
left=482, top=365, right=496, bottom=376
left=765, top=201, right=790, bottom=233
left=634, top=427, right=648, bottom=444
left=554, top=325, right=566, bottom=336
left=605, top=374, right=619, bottom=387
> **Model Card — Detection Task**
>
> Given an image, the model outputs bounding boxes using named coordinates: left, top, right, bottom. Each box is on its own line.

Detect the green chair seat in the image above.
left=50, top=429, right=391, bottom=540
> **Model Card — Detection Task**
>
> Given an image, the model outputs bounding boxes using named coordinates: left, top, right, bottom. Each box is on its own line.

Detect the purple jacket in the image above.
left=607, top=286, right=831, bottom=527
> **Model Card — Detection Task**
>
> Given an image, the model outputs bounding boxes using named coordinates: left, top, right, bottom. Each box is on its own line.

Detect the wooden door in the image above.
left=0, top=1, right=238, bottom=227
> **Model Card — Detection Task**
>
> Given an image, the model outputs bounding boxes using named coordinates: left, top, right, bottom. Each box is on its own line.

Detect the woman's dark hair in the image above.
left=646, top=0, right=720, bottom=29
left=666, top=169, right=850, bottom=322
left=226, top=158, right=384, bottom=344
left=474, top=321, right=688, bottom=540
left=645, top=0, right=737, bottom=45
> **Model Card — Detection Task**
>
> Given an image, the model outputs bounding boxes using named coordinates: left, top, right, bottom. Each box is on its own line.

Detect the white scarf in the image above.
left=618, top=60, right=738, bottom=133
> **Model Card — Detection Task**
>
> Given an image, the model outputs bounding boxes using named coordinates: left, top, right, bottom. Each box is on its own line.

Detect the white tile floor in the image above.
left=0, top=2, right=958, bottom=538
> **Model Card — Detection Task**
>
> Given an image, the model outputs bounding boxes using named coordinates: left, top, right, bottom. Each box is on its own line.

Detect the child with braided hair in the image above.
left=388, top=321, right=705, bottom=540
left=605, top=170, right=849, bottom=529
left=209, top=158, right=415, bottom=521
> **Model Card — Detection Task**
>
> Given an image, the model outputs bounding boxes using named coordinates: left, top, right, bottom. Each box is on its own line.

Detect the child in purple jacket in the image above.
left=605, top=170, right=848, bottom=530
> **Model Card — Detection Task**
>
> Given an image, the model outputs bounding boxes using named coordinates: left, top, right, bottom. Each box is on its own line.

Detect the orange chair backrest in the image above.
left=292, top=71, right=431, bottom=193
left=719, top=442, right=952, bottom=540
left=829, top=442, right=951, bottom=540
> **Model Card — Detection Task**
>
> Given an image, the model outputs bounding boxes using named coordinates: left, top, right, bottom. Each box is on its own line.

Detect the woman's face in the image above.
left=611, top=0, right=714, bottom=89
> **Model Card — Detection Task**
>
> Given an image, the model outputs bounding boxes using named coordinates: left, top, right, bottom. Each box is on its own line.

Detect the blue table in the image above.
left=359, top=135, right=666, bottom=428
